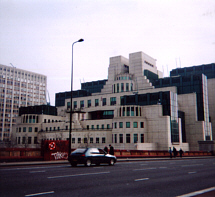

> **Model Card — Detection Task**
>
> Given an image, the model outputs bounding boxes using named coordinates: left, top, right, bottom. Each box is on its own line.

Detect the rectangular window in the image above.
left=141, top=134, right=144, bottom=143
left=35, top=127, right=38, bottom=132
left=133, top=134, right=138, bottom=143
left=90, top=138, right=93, bottom=143
left=127, top=107, right=130, bottom=116
left=23, top=127, right=26, bottom=132
left=117, top=83, right=119, bottom=93
left=67, top=102, right=71, bottom=110
left=22, top=137, right=26, bottom=144
left=78, top=138, right=81, bottom=143
left=110, top=97, right=116, bottom=105
left=18, top=137, right=21, bottom=144
left=102, top=124, right=104, bottom=129
left=131, top=107, right=134, bottom=116
left=123, top=107, right=125, bottom=116
left=88, top=100, right=91, bottom=107
left=119, top=134, right=123, bottom=143
left=126, top=134, right=130, bottom=143
left=91, top=125, right=94, bottom=130
left=133, top=122, right=138, bottom=128
left=102, top=98, right=106, bottom=106
left=28, top=137, right=32, bottom=144
left=126, top=83, right=129, bottom=92
left=84, top=138, right=88, bottom=143
left=97, top=125, right=99, bottom=129
left=72, top=138, right=75, bottom=143
left=28, top=127, right=32, bottom=132
left=102, top=137, right=106, bottom=143
left=121, top=83, right=124, bottom=92
left=126, top=122, right=130, bottom=128
left=96, top=137, right=99, bottom=143
left=119, top=122, right=123, bottom=128
left=107, top=124, right=110, bottom=129
left=80, top=100, right=84, bottom=108
left=140, top=122, right=144, bottom=128
left=114, top=122, right=117, bottom=128
left=19, top=127, right=21, bottom=132
left=74, top=101, right=77, bottom=108
left=95, top=99, right=99, bottom=107
left=87, top=125, right=89, bottom=130
left=34, top=137, right=37, bottom=144
left=114, top=134, right=117, bottom=143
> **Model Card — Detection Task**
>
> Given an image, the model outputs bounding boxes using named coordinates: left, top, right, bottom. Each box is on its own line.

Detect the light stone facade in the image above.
left=12, top=52, right=213, bottom=151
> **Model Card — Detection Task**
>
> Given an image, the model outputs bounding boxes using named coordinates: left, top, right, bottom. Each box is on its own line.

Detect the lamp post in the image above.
left=68, top=38, right=84, bottom=156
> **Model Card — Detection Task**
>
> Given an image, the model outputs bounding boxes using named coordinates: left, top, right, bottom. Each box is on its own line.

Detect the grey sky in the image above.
left=0, top=0, right=215, bottom=105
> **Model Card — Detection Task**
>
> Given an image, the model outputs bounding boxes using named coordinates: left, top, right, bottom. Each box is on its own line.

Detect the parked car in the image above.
left=68, top=148, right=117, bottom=167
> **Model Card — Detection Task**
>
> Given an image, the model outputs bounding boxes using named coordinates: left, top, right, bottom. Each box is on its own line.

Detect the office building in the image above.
left=0, top=64, right=47, bottom=141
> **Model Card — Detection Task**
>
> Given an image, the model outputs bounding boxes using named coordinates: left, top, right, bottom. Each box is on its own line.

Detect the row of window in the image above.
left=114, top=121, right=144, bottom=129
left=16, top=136, right=38, bottom=145
left=17, top=127, right=38, bottom=132
left=71, top=97, right=116, bottom=109
left=113, top=133, right=144, bottom=143
left=113, top=82, right=133, bottom=93
left=72, top=137, right=106, bottom=144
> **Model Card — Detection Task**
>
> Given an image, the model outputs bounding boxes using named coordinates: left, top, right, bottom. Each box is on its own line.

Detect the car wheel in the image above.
left=70, top=162, right=77, bottom=167
left=109, top=159, right=115, bottom=166
left=85, top=159, right=91, bottom=167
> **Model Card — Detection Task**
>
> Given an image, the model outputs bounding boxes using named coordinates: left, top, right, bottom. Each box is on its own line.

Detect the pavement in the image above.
left=0, top=156, right=214, bottom=167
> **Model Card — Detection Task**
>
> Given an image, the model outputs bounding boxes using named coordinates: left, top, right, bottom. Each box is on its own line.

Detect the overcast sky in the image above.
left=0, top=0, right=215, bottom=105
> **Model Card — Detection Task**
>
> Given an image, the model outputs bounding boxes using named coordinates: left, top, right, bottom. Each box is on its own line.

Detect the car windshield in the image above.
left=72, top=148, right=87, bottom=154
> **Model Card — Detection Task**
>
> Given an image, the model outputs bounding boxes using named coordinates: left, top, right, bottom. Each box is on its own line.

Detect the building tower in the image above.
left=0, top=64, right=47, bottom=141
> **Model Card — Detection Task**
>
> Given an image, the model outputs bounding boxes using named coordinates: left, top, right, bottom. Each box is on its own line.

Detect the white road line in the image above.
left=159, top=167, right=167, bottom=169
left=30, top=171, right=46, bottom=173
left=25, top=191, right=54, bottom=196
left=181, top=164, right=203, bottom=167
left=140, top=164, right=148, bottom=166
left=133, top=167, right=156, bottom=171
left=47, top=171, right=110, bottom=179
left=135, top=178, right=149, bottom=182
left=177, top=186, right=215, bottom=197
left=188, top=171, right=196, bottom=174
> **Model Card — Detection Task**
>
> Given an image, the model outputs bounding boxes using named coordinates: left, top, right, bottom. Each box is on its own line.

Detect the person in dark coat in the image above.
left=104, top=146, right=108, bottom=153
left=169, top=147, right=172, bottom=158
left=173, top=147, right=177, bottom=157
left=109, top=144, right=114, bottom=155
left=179, top=148, right=183, bottom=158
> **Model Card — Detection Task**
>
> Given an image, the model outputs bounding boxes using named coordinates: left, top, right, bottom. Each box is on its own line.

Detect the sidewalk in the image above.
left=0, top=156, right=214, bottom=167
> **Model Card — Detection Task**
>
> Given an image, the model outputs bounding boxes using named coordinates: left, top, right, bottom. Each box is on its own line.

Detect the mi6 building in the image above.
left=13, top=51, right=214, bottom=152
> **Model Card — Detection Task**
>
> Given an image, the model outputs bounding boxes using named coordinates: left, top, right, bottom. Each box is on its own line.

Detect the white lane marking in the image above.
left=47, top=171, right=110, bottom=179
left=0, top=165, right=70, bottom=171
left=181, top=164, right=203, bottom=167
left=30, top=171, right=46, bottom=173
left=159, top=167, right=167, bottom=169
left=25, top=191, right=54, bottom=196
left=135, top=178, right=149, bottom=182
left=177, top=186, right=215, bottom=197
left=140, top=164, right=148, bottom=166
left=188, top=171, right=196, bottom=174
left=133, top=167, right=156, bottom=171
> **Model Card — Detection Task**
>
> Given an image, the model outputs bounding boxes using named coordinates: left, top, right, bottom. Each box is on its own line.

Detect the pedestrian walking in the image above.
left=173, top=147, right=177, bottom=157
left=179, top=148, right=183, bottom=158
left=109, top=144, right=114, bottom=155
left=169, top=147, right=172, bottom=158
left=104, top=146, right=108, bottom=153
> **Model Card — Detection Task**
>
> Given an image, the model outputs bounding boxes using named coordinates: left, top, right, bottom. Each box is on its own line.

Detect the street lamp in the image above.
left=68, top=38, right=84, bottom=156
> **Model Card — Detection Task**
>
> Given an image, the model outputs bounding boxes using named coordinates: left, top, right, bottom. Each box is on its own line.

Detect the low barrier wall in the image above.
left=0, top=142, right=214, bottom=162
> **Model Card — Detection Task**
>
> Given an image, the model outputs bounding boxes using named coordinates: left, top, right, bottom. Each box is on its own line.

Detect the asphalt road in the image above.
left=0, top=158, right=215, bottom=197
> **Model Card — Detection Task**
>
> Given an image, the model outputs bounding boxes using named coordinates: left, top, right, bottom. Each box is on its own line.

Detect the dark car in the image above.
left=68, top=148, right=117, bottom=167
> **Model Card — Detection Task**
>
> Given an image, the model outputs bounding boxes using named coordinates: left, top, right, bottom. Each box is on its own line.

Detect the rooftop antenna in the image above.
left=175, top=58, right=178, bottom=68
left=10, top=63, right=15, bottom=68
left=179, top=57, right=181, bottom=68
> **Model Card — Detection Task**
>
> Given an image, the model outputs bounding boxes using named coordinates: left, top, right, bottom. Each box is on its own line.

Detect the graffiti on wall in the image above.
left=51, top=152, right=68, bottom=160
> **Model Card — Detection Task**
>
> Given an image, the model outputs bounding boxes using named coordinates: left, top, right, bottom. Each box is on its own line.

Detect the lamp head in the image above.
left=78, top=38, right=84, bottom=42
